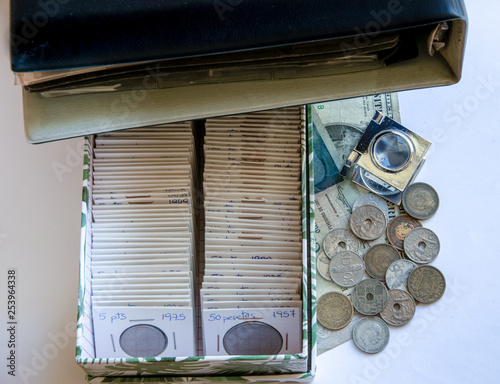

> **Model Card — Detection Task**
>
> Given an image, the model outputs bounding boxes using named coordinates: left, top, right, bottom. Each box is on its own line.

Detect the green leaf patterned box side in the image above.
left=88, top=372, right=314, bottom=383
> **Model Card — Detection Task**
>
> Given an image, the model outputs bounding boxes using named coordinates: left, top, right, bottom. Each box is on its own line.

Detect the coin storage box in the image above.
left=75, top=107, right=316, bottom=383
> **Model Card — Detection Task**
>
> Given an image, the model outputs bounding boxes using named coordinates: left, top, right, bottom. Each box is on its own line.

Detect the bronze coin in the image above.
left=402, top=182, right=439, bottom=220
left=317, top=291, right=354, bottom=331
left=386, top=214, right=423, bottom=250
left=407, top=265, right=446, bottom=304
left=364, top=244, right=401, bottom=280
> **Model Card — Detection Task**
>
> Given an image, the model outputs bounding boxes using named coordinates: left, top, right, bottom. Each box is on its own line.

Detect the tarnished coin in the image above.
left=407, top=265, right=446, bottom=304
left=386, top=214, right=423, bottom=250
left=329, top=251, right=365, bottom=287
left=120, top=324, right=168, bottom=357
left=352, top=278, right=388, bottom=316
left=404, top=227, right=440, bottom=264
left=353, top=193, right=389, bottom=220
left=380, top=289, right=416, bottom=326
left=317, top=253, right=332, bottom=281
left=349, top=205, right=387, bottom=241
left=385, top=259, right=418, bottom=291
left=223, top=321, right=283, bottom=355
left=317, top=292, right=354, bottom=331
left=323, top=228, right=360, bottom=259
left=364, top=244, right=401, bottom=280
left=402, top=182, right=439, bottom=220
left=352, top=317, right=390, bottom=354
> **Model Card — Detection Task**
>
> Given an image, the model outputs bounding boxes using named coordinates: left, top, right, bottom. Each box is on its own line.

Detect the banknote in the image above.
left=314, top=180, right=402, bottom=291
left=312, top=94, right=401, bottom=354
left=310, top=93, right=400, bottom=194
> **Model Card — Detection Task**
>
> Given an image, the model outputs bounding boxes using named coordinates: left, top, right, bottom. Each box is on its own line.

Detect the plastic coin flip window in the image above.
left=341, top=111, right=431, bottom=204
left=119, top=324, right=168, bottom=357
left=223, top=321, right=283, bottom=356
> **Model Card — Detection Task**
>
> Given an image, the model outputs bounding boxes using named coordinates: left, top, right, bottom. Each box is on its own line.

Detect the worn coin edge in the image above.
left=386, top=214, right=423, bottom=250
left=316, top=292, right=354, bottom=331
left=350, top=205, right=387, bottom=241
left=402, top=182, right=440, bottom=220
left=403, top=227, right=441, bottom=264
left=407, top=265, right=446, bottom=304
left=364, top=243, right=402, bottom=280
left=352, top=278, right=389, bottom=316
left=379, top=289, right=416, bottom=326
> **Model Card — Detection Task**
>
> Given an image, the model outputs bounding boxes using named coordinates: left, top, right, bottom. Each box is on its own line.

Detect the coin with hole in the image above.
left=350, top=205, right=387, bottom=241
left=352, top=278, right=388, bottom=316
left=385, top=259, right=418, bottom=291
left=323, top=228, right=360, bottom=259
left=380, top=289, right=416, bottom=326
left=404, top=227, right=440, bottom=264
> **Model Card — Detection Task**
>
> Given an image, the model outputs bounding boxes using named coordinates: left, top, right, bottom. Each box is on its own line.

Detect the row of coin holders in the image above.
left=201, top=109, right=303, bottom=356
left=90, top=123, right=197, bottom=358
left=89, top=109, right=304, bottom=358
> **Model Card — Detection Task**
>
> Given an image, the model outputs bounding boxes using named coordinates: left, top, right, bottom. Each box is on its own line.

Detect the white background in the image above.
left=0, top=1, right=499, bottom=383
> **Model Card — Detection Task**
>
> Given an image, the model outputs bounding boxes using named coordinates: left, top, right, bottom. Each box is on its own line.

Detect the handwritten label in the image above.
left=273, top=309, right=296, bottom=319
left=208, top=311, right=261, bottom=324
left=161, top=313, right=186, bottom=321
left=98, top=312, right=127, bottom=323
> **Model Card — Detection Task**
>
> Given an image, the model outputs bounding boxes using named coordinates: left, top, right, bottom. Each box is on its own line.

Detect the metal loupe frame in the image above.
left=341, top=111, right=431, bottom=201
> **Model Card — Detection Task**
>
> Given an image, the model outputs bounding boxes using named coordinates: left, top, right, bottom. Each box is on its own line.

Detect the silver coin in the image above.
left=349, top=205, right=387, bottom=241
left=223, top=321, right=283, bottom=355
left=402, top=182, right=439, bottom=220
left=353, top=193, right=389, bottom=220
left=404, top=227, right=440, bottom=264
left=323, top=228, right=360, bottom=259
left=352, top=317, right=390, bottom=354
left=364, top=244, right=401, bottom=280
left=317, top=253, right=332, bottom=281
left=385, top=259, right=418, bottom=291
left=380, top=289, right=416, bottom=326
left=352, top=278, right=388, bottom=316
left=329, top=251, right=365, bottom=288
left=120, top=324, right=168, bottom=357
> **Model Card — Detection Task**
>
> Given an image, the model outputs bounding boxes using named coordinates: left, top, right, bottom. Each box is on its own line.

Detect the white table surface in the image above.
left=1, top=1, right=498, bottom=383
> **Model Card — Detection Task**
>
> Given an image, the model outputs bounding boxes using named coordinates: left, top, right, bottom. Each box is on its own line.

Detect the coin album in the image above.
left=76, top=107, right=315, bottom=380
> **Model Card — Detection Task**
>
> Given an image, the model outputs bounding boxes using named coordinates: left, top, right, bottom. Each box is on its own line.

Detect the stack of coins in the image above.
left=317, top=182, right=445, bottom=354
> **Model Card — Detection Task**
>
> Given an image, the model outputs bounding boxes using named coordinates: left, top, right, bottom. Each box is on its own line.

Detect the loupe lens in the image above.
left=372, top=133, right=412, bottom=171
